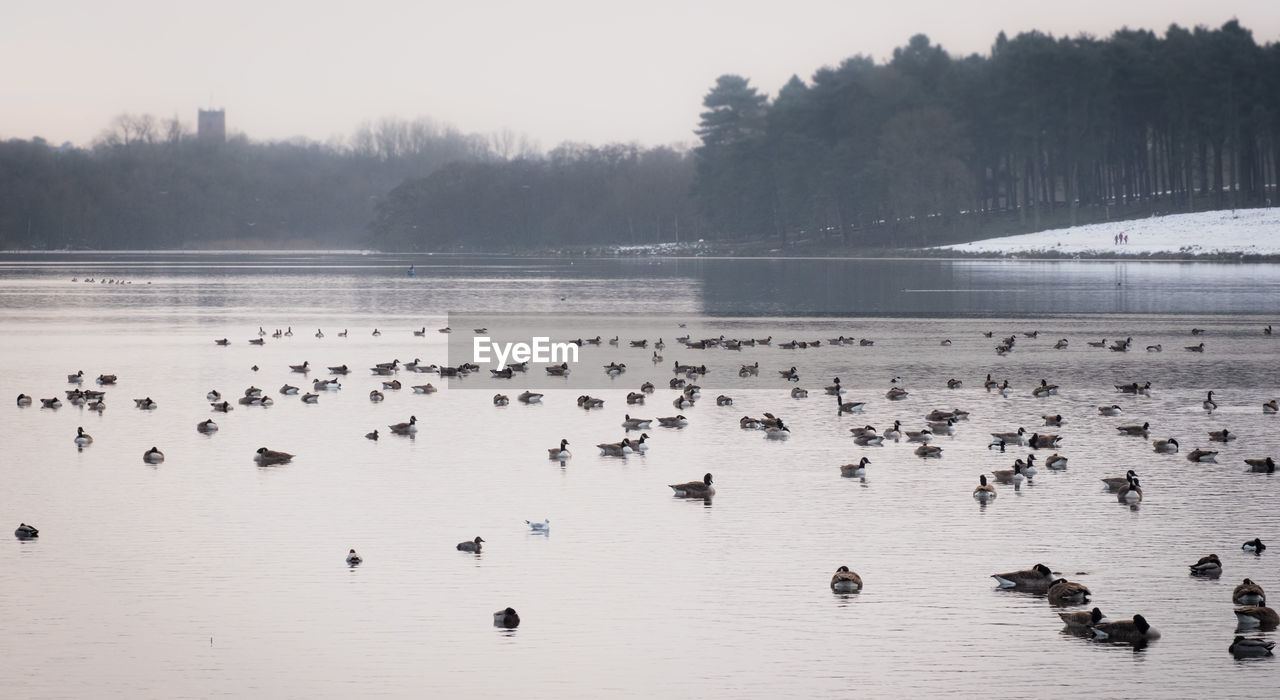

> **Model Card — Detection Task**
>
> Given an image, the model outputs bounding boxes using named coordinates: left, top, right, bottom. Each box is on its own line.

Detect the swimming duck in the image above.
left=973, top=474, right=996, bottom=501
left=388, top=416, right=418, bottom=435
left=1234, top=606, right=1279, bottom=630
left=494, top=607, right=520, bottom=628
left=197, top=419, right=218, bottom=433
left=74, top=426, right=93, bottom=446
left=1090, top=614, right=1160, bottom=642
left=1101, top=470, right=1137, bottom=491
left=840, top=457, right=870, bottom=477
left=1047, top=579, right=1091, bottom=605
left=669, top=473, right=714, bottom=498
left=1189, top=553, right=1221, bottom=576
left=518, top=391, right=543, bottom=404
left=1229, top=636, right=1275, bottom=658
left=1208, top=428, right=1235, bottom=442
left=1117, top=422, right=1149, bottom=437
left=347, top=549, right=362, bottom=565
left=1098, top=405, right=1122, bottom=416
left=1045, top=454, right=1068, bottom=470
left=1117, top=475, right=1142, bottom=503
left=143, top=447, right=165, bottom=463
left=991, top=563, right=1054, bottom=591
left=1234, top=579, right=1266, bottom=605
left=1243, top=538, right=1266, bottom=554
left=526, top=519, right=550, bottom=532
left=830, top=566, right=862, bottom=592
left=255, top=447, right=294, bottom=466
left=457, top=536, right=484, bottom=553
left=14, top=523, right=39, bottom=539
left=1245, top=457, right=1275, bottom=473
left=915, top=444, right=943, bottom=458
left=1153, top=438, right=1179, bottom=453
left=1187, top=449, right=1218, bottom=462
left=365, top=429, right=379, bottom=441
left=1059, top=607, right=1107, bottom=629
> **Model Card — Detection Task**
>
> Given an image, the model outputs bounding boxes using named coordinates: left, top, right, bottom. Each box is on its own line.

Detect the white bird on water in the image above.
left=525, top=519, right=550, bottom=532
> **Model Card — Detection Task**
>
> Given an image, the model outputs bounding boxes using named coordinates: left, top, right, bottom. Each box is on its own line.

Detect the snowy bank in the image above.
left=934, top=208, right=1280, bottom=256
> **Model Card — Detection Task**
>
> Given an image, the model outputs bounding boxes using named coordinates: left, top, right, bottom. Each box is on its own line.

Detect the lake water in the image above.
left=1, top=253, right=1277, bottom=698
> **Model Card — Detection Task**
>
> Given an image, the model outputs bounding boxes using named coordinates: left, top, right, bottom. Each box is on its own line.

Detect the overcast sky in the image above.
left=4, top=1, right=1278, bottom=150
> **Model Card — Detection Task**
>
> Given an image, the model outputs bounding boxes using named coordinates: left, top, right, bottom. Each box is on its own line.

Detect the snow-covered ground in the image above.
left=934, top=207, right=1280, bottom=256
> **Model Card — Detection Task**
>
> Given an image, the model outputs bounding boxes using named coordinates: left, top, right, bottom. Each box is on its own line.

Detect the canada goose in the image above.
left=249, top=338, right=265, bottom=345
left=760, top=414, right=784, bottom=429
left=576, top=395, right=604, bottom=409
left=365, top=390, right=384, bottom=403
left=15, top=523, right=39, bottom=539
left=791, top=387, right=808, bottom=399
left=1235, top=579, right=1266, bottom=605
left=457, top=536, right=484, bottom=553
left=715, top=395, right=732, bottom=406
left=669, top=473, right=714, bottom=498
left=1268, top=325, right=1274, bottom=336
left=1117, top=422, right=1149, bottom=436
left=603, top=362, right=626, bottom=376
left=973, top=474, right=996, bottom=501
left=1045, top=454, right=1068, bottom=470
left=16, top=394, right=32, bottom=406
left=740, top=416, right=761, bottom=429
left=1230, top=636, right=1275, bottom=658
left=1234, top=606, right=1279, bottom=629
left=1245, top=457, right=1275, bottom=473
left=1203, top=391, right=1218, bottom=410
left=1115, top=381, right=1152, bottom=395
left=211, top=401, right=232, bottom=412
left=1243, top=538, right=1266, bottom=554
left=657, top=415, right=688, bottom=428
left=547, top=438, right=570, bottom=460
left=925, top=417, right=956, bottom=435
left=526, top=519, right=550, bottom=532
left=1146, top=344, right=1162, bottom=352
left=193, top=419, right=218, bottom=434
left=313, top=379, right=341, bottom=391
left=388, top=416, right=418, bottom=435
left=143, top=447, right=165, bottom=463
left=345, top=549, right=362, bottom=565
left=518, top=391, right=543, bottom=404
left=1208, top=428, right=1235, bottom=442
left=622, top=415, right=651, bottom=430
left=437, top=327, right=451, bottom=334
left=68, top=426, right=94, bottom=448
left=493, top=394, right=509, bottom=406
left=379, top=380, right=401, bottom=390
left=1090, top=614, right=1160, bottom=642
left=1047, top=579, right=1091, bottom=605
left=39, top=396, right=62, bottom=409
left=1098, top=405, right=1122, bottom=416
left=1117, top=475, right=1142, bottom=503
left=830, top=566, right=862, bottom=592
left=886, top=387, right=909, bottom=400
left=214, top=338, right=231, bottom=346
left=1087, top=338, right=1107, bottom=348
left=824, top=378, right=843, bottom=395
left=1015, top=454, right=1038, bottom=477
left=853, top=432, right=883, bottom=447
left=905, top=428, right=933, bottom=444
left=991, top=462, right=1024, bottom=485
left=289, top=361, right=309, bottom=373
left=837, top=396, right=866, bottom=413
left=328, top=364, right=350, bottom=375
left=840, top=457, right=870, bottom=478
left=1053, top=338, right=1068, bottom=349
left=1060, top=607, right=1108, bottom=629
left=990, top=427, right=1025, bottom=445
left=1189, top=553, right=1222, bottom=576
left=96, top=373, right=118, bottom=385
left=1153, top=438, right=1179, bottom=453
left=992, top=563, right=1055, bottom=591
left=633, top=433, right=650, bottom=452
left=412, top=384, right=437, bottom=394
left=915, top=444, right=942, bottom=458
left=254, top=447, right=293, bottom=466
left=1032, top=379, right=1058, bottom=397
left=1028, top=433, right=1060, bottom=449
left=764, top=426, right=791, bottom=440
left=597, top=438, right=633, bottom=457
left=338, top=329, right=348, bottom=337
left=372, top=328, right=381, bottom=336
left=490, top=367, right=514, bottom=379
left=277, top=384, right=298, bottom=395
left=882, top=421, right=901, bottom=440
left=673, top=395, right=694, bottom=409
left=133, top=397, right=157, bottom=410
left=1185, top=342, right=1205, bottom=352
left=1042, top=414, right=1065, bottom=427
left=983, top=374, right=999, bottom=390
left=779, top=367, right=799, bottom=381
left=1101, top=470, right=1138, bottom=491
left=1187, top=448, right=1218, bottom=462
left=1109, top=337, right=1132, bottom=352
left=998, top=380, right=1013, bottom=395
left=365, top=429, right=379, bottom=441
left=494, top=607, right=520, bottom=628
left=1264, top=400, right=1278, bottom=414
left=859, top=338, right=873, bottom=346
left=299, top=393, right=319, bottom=404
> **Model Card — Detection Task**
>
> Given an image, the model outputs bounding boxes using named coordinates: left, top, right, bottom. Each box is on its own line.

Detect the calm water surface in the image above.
left=1, top=253, right=1278, bottom=698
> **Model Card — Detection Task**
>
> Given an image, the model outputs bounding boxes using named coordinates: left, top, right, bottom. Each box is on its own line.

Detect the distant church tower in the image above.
left=198, top=109, right=226, bottom=143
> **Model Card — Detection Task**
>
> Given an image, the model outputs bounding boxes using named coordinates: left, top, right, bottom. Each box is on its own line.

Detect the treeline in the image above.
left=694, top=20, right=1280, bottom=247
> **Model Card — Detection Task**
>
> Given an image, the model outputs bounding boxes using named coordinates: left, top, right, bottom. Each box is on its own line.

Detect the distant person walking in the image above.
left=1124, top=234, right=1129, bottom=244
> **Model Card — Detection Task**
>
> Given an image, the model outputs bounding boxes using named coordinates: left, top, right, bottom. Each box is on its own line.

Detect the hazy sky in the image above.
left=4, top=1, right=1278, bottom=150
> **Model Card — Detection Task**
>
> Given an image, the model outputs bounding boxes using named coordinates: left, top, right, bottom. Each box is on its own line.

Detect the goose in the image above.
left=1117, top=422, right=1149, bottom=437
left=602, top=362, right=625, bottom=376
left=837, top=396, right=867, bottom=413
left=669, top=377, right=686, bottom=390
left=214, top=338, right=230, bottom=346
left=526, top=519, right=550, bottom=532
left=1185, top=342, right=1205, bottom=352
left=1187, top=448, right=1218, bottom=462
left=289, top=361, right=310, bottom=373
left=313, top=379, right=341, bottom=391
left=248, top=337, right=266, bottom=345
left=197, top=419, right=218, bottom=433
left=669, top=473, right=714, bottom=498
left=1109, top=337, right=1132, bottom=352
left=764, top=426, right=791, bottom=440
left=1234, top=606, right=1279, bottom=630
left=1234, top=579, right=1266, bottom=606
left=133, top=397, right=157, bottom=410
left=1268, top=325, right=1274, bottom=336
left=608, top=336, right=619, bottom=345
left=1117, top=475, right=1142, bottom=503
left=338, top=329, right=349, bottom=337
left=413, top=327, right=427, bottom=337
left=1101, top=470, right=1138, bottom=491
left=96, top=374, right=118, bottom=385
left=1242, top=538, right=1266, bottom=554
left=983, top=374, right=999, bottom=390
left=494, top=607, right=520, bottom=628
left=830, top=566, right=862, bottom=592
left=990, top=427, right=1025, bottom=445
left=1146, top=344, right=1162, bottom=352
left=67, top=369, right=84, bottom=383
left=882, top=421, right=901, bottom=440
left=973, top=474, right=996, bottom=501
left=1264, top=400, right=1278, bottom=414
left=925, top=417, right=956, bottom=435
left=1053, top=338, right=1068, bottom=349
left=365, top=429, right=379, bottom=441
left=328, top=364, right=350, bottom=375
left=998, top=380, right=1013, bottom=396
left=457, top=536, right=484, bottom=553
left=301, top=393, right=319, bottom=404
left=1188, top=553, right=1222, bottom=576
left=1098, top=405, right=1122, bottom=416
left=824, top=378, right=843, bottom=395
left=1045, top=454, right=1068, bottom=470
left=518, top=391, right=543, bottom=404
left=255, top=447, right=294, bottom=466
left=739, top=362, right=759, bottom=377
left=905, top=428, right=933, bottom=444
left=991, top=462, right=1024, bottom=485
left=947, top=378, right=963, bottom=389
left=381, top=380, right=402, bottom=391
left=1115, top=381, right=1152, bottom=395
left=1192, top=327, right=1205, bottom=335
left=915, top=444, right=943, bottom=458
left=791, top=387, right=808, bottom=399
left=365, top=390, right=384, bottom=404
left=853, top=433, right=883, bottom=447
left=886, top=387, right=909, bottom=400
left=940, top=338, right=952, bottom=346
left=490, top=367, right=514, bottom=379
left=547, top=439, right=570, bottom=460
left=760, top=414, right=784, bottom=429
left=1047, top=579, right=1091, bottom=605
left=211, top=401, right=232, bottom=412
left=412, top=384, right=437, bottom=394
left=1203, top=391, right=1217, bottom=410
left=1153, top=438, right=1179, bottom=453
left=597, top=438, right=633, bottom=457
left=1090, top=614, right=1160, bottom=642
left=632, top=433, right=650, bottom=452
left=577, top=395, right=604, bottom=409
left=991, top=563, right=1054, bottom=591
left=346, top=549, right=362, bottom=565
left=639, top=382, right=654, bottom=394
left=1060, top=607, right=1108, bottom=629
left=372, top=328, right=381, bottom=336
left=1209, top=428, right=1235, bottom=442
left=1230, top=636, right=1275, bottom=658
left=629, top=339, right=647, bottom=348
left=40, top=397, right=62, bottom=409
left=74, top=426, right=93, bottom=446
left=779, top=367, right=799, bottom=381
left=1028, top=433, right=1060, bottom=449
left=14, top=523, right=39, bottom=539
left=437, top=327, right=451, bottom=334
left=1087, top=338, right=1107, bottom=348
left=1016, top=454, right=1039, bottom=477
left=673, top=395, right=694, bottom=409
left=1245, top=457, right=1275, bottom=473
left=388, top=416, right=418, bottom=435
left=859, top=338, right=873, bottom=346
left=314, top=329, right=324, bottom=338
left=1032, top=379, right=1058, bottom=397
left=657, top=415, right=688, bottom=428
left=1042, top=414, right=1065, bottom=427
left=283, top=326, right=293, bottom=337
left=493, top=394, right=510, bottom=406
left=143, top=447, right=165, bottom=463
left=244, top=386, right=264, bottom=397
left=280, top=384, right=299, bottom=395
left=17, top=394, right=32, bottom=406
left=715, top=395, right=732, bottom=406
left=840, top=457, right=870, bottom=478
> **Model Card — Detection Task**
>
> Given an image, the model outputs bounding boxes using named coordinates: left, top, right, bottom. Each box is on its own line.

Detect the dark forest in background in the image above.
left=3, top=21, right=1278, bottom=251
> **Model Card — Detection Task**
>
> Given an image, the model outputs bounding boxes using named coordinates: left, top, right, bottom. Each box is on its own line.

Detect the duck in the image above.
left=1203, top=391, right=1218, bottom=410
left=1117, top=475, right=1143, bottom=503
left=1047, top=579, right=1091, bottom=605
left=518, top=391, right=543, bottom=404
left=1045, top=454, right=1068, bottom=470
left=991, top=563, right=1054, bottom=591
left=255, top=447, right=294, bottom=465
left=1098, top=404, right=1122, bottom=416
left=388, top=416, right=418, bottom=435
left=457, top=536, right=484, bottom=553
left=1090, top=614, right=1160, bottom=642
left=1230, top=636, right=1275, bottom=658
left=830, top=566, right=862, bottom=592
left=1189, top=553, right=1222, bottom=576
left=15, top=523, right=39, bottom=539
left=657, top=415, right=687, bottom=428
left=1245, top=457, right=1275, bottom=473
left=1117, top=422, right=1149, bottom=437
left=1234, top=579, right=1266, bottom=605
left=597, top=438, right=633, bottom=457
left=74, top=426, right=93, bottom=446
left=346, top=549, right=362, bottom=565
left=973, top=474, right=996, bottom=501
left=1060, top=607, right=1108, bottom=629
left=1187, top=448, right=1218, bottom=462
left=1234, top=606, right=1279, bottom=629
left=494, top=607, right=520, bottom=628
left=991, top=462, right=1024, bottom=485
left=143, top=446, right=165, bottom=463
left=1208, top=428, right=1235, bottom=442
left=1243, top=538, right=1266, bottom=554
left=669, top=473, right=714, bottom=498
left=365, top=429, right=379, bottom=441
left=840, top=457, right=870, bottom=478
left=197, top=419, right=218, bottom=433
left=915, top=444, right=943, bottom=458
left=1264, top=400, right=1278, bottom=414
left=1101, top=470, right=1137, bottom=491
left=1153, top=438, right=1179, bottom=453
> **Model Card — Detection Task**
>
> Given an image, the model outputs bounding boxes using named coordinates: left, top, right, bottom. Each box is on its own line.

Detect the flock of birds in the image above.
left=13, top=322, right=1278, bottom=646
